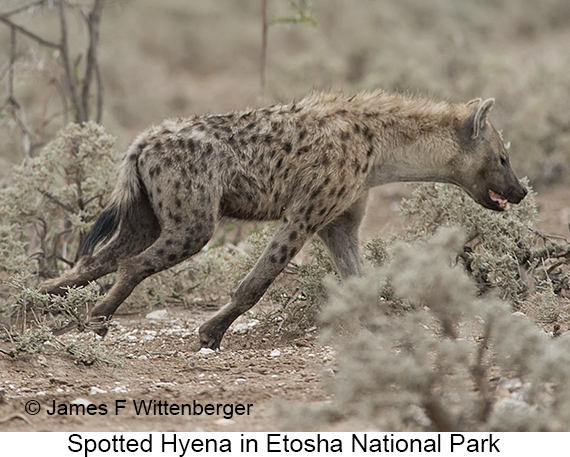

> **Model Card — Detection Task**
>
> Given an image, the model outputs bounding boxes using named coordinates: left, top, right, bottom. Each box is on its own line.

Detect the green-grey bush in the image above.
left=0, top=123, right=119, bottom=360
left=398, top=181, right=570, bottom=304
left=282, top=228, right=570, bottom=431
left=0, top=122, right=119, bottom=281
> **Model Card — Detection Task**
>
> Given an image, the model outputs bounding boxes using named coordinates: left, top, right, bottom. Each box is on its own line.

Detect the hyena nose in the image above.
left=514, top=182, right=528, bottom=203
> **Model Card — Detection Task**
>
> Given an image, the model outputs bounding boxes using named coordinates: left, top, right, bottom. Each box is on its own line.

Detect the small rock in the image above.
left=232, top=319, right=259, bottom=334
left=497, top=377, right=523, bottom=392
left=198, top=347, right=216, bottom=355
left=71, top=397, right=93, bottom=406
left=319, top=368, right=335, bottom=379
left=212, top=418, right=235, bottom=426
left=269, top=349, right=281, bottom=358
left=37, top=355, right=48, bottom=367
left=89, top=386, right=108, bottom=395
left=146, top=309, right=168, bottom=320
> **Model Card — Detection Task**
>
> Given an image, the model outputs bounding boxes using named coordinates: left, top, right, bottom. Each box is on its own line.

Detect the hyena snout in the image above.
left=508, top=180, right=528, bottom=204
left=503, top=167, right=528, bottom=204
left=486, top=175, right=527, bottom=211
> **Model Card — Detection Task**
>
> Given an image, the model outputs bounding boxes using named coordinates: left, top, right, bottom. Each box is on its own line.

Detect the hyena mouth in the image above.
left=488, top=189, right=508, bottom=210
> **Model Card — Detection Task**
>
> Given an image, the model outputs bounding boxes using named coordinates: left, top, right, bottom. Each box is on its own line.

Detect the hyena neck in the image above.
left=362, top=99, right=465, bottom=188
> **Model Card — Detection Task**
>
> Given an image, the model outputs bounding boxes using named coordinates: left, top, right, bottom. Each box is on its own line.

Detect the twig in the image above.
left=39, top=190, right=75, bottom=213
left=0, top=347, right=15, bottom=358
left=259, top=0, right=268, bottom=105
left=82, top=0, right=105, bottom=123
left=58, top=0, right=85, bottom=122
left=471, top=316, right=494, bottom=423
left=0, top=16, right=59, bottom=49
left=0, top=0, right=47, bottom=19
left=0, top=413, right=33, bottom=426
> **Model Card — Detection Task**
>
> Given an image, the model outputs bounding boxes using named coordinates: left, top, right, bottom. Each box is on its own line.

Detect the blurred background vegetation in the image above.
left=1, top=0, right=570, bottom=186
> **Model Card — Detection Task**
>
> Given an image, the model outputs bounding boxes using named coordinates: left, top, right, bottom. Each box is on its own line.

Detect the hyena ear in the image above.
left=466, top=98, right=482, bottom=108
left=466, top=98, right=495, bottom=140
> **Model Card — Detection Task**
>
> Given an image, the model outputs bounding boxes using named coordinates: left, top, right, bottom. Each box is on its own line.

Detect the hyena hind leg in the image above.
left=38, top=205, right=160, bottom=296
left=87, top=218, right=216, bottom=336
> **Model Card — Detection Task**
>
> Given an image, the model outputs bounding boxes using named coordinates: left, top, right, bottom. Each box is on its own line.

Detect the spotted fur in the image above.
left=39, top=90, right=527, bottom=349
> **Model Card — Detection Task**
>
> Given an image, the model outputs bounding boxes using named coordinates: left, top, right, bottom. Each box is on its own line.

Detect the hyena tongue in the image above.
left=489, top=189, right=508, bottom=209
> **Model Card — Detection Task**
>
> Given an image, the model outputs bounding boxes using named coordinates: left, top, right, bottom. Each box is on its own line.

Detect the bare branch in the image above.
left=39, top=190, right=75, bottom=213
left=0, top=16, right=60, bottom=49
left=471, top=317, right=494, bottom=423
left=49, top=77, right=70, bottom=126
left=81, top=0, right=105, bottom=122
left=0, top=0, right=48, bottom=19
left=258, top=0, right=268, bottom=105
left=7, top=24, right=16, bottom=104
left=58, top=0, right=85, bottom=122
left=94, top=53, right=103, bottom=123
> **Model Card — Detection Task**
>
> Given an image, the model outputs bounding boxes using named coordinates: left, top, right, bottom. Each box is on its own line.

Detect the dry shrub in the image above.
left=280, top=228, right=570, bottom=431
left=0, top=122, right=119, bottom=281
left=0, top=123, right=119, bottom=361
left=398, top=181, right=570, bottom=306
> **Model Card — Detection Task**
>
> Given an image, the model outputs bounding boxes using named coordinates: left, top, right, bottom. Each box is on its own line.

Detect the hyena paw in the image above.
left=198, top=323, right=223, bottom=350
left=87, top=316, right=110, bottom=338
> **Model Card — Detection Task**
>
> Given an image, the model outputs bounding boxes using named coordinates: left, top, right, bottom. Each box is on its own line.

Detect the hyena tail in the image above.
left=78, top=150, right=142, bottom=257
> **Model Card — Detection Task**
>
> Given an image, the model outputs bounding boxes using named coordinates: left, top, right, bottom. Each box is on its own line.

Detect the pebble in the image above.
left=212, top=418, right=235, bottom=426
left=89, top=386, right=108, bottom=395
left=146, top=310, right=168, bottom=320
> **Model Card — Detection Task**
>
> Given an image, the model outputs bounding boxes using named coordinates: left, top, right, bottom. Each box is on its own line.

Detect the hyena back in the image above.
left=39, top=90, right=527, bottom=349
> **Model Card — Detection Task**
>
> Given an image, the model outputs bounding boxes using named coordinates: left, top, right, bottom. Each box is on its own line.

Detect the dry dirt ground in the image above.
left=0, top=183, right=568, bottom=432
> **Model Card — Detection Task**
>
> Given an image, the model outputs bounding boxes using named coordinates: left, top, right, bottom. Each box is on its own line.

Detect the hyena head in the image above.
left=455, top=98, right=527, bottom=211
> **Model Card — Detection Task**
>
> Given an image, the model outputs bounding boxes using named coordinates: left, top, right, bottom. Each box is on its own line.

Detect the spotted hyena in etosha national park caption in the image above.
left=39, top=90, right=528, bottom=349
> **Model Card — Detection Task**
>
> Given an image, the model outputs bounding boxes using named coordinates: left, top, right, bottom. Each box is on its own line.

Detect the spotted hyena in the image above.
left=39, top=90, right=527, bottom=349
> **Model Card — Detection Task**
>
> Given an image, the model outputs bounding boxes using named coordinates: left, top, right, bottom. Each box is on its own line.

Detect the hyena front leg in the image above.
left=317, top=191, right=369, bottom=279
left=88, top=216, right=216, bottom=336
left=199, top=220, right=311, bottom=349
